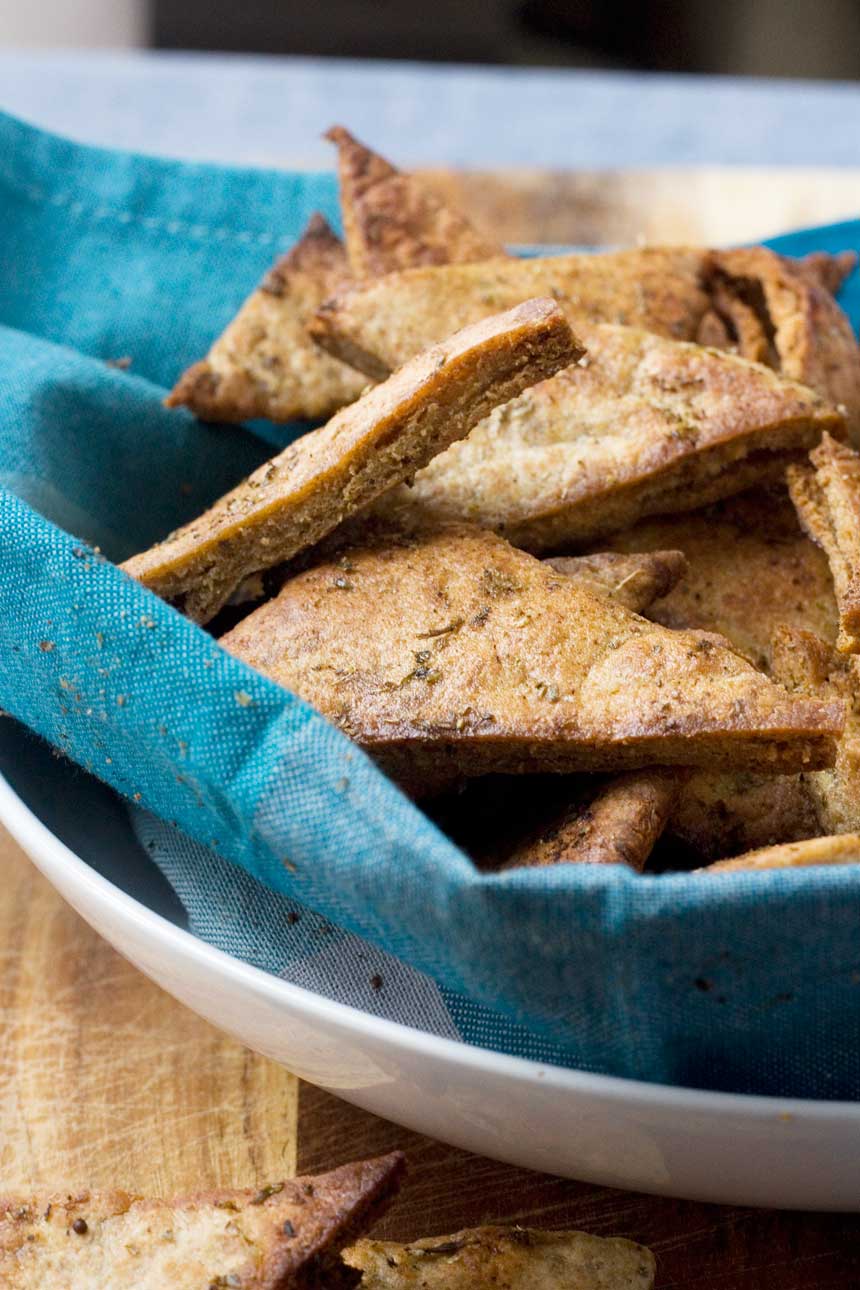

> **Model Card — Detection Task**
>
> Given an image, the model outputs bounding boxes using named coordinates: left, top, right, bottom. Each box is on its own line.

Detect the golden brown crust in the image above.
left=605, top=488, right=838, bottom=670
left=499, top=769, right=681, bottom=871
left=345, top=1224, right=656, bottom=1289
left=166, top=212, right=365, bottom=423
left=220, top=525, right=842, bottom=790
left=373, top=323, right=843, bottom=551
left=0, top=1154, right=405, bottom=1290
left=125, top=298, right=580, bottom=624
left=326, top=125, right=505, bottom=278
left=770, top=623, right=860, bottom=836
left=701, top=833, right=860, bottom=874
left=310, top=247, right=712, bottom=378
left=788, top=432, right=860, bottom=652
left=705, top=247, right=860, bottom=441
left=544, top=550, right=688, bottom=613
left=606, top=491, right=838, bottom=859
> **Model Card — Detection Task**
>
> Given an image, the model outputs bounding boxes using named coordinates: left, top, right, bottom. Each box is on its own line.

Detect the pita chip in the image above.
left=326, top=125, right=505, bottom=277
left=545, top=549, right=687, bottom=613
left=167, top=213, right=366, bottom=424
left=701, top=833, right=860, bottom=874
left=374, top=324, right=843, bottom=551
left=310, top=247, right=711, bottom=380
left=789, top=431, right=860, bottom=652
left=124, top=298, right=579, bottom=623
left=0, top=1153, right=405, bottom=1290
left=220, top=525, right=842, bottom=791
left=498, top=769, right=681, bottom=872
left=704, top=247, right=860, bottom=441
left=605, top=491, right=837, bottom=858
left=345, top=1225, right=655, bottom=1290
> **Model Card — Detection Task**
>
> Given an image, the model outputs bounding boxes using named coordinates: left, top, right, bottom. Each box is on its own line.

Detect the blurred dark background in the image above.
left=152, top=0, right=860, bottom=78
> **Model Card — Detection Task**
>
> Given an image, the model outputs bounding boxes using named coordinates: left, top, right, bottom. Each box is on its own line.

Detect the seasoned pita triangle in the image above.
left=498, top=769, right=681, bottom=872
left=374, top=324, right=843, bottom=550
left=310, top=247, right=711, bottom=381
left=326, top=125, right=506, bottom=278
left=703, top=247, right=860, bottom=441
left=166, top=212, right=365, bottom=423
left=0, top=1153, right=405, bottom=1290
left=220, top=525, right=842, bottom=790
left=345, top=1225, right=655, bottom=1290
left=125, top=298, right=579, bottom=624
left=789, top=432, right=860, bottom=652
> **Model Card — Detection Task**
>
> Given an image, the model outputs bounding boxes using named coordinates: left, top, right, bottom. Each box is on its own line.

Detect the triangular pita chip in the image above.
left=373, top=324, right=843, bottom=551
left=310, top=247, right=711, bottom=381
left=788, top=431, right=860, bottom=652
left=605, top=490, right=836, bottom=859
left=166, top=212, right=365, bottom=423
left=220, top=525, right=842, bottom=791
left=0, top=1153, right=404, bottom=1290
left=125, top=298, right=579, bottom=623
left=498, top=769, right=681, bottom=872
left=703, top=247, right=860, bottom=441
left=326, top=125, right=506, bottom=278
left=545, top=549, right=687, bottom=613
left=770, top=622, right=860, bottom=836
left=701, top=832, right=860, bottom=874
left=344, top=1225, right=655, bottom=1290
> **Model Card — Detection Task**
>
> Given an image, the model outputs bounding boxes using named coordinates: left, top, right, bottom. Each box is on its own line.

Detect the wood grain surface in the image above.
left=417, top=166, right=860, bottom=248
left=0, top=829, right=297, bottom=1196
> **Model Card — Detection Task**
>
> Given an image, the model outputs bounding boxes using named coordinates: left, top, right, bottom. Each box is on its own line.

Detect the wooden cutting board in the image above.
left=2, top=169, right=860, bottom=1286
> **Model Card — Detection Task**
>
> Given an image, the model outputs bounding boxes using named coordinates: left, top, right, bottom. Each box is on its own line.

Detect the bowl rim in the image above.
left=2, top=759, right=859, bottom=1119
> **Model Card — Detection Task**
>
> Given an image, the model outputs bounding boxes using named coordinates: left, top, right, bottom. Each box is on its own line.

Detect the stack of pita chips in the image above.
left=131, top=125, right=860, bottom=876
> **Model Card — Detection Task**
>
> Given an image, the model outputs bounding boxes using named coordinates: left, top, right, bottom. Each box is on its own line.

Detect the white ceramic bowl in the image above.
left=2, top=721, right=859, bottom=1211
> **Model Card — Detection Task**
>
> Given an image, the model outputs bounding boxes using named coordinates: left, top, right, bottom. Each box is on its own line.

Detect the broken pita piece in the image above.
left=704, top=247, right=860, bottom=441
left=545, top=549, right=687, bottom=614
left=789, top=431, right=860, bottom=653
left=0, top=1153, right=405, bottom=1290
left=310, top=247, right=711, bottom=380
left=326, top=124, right=506, bottom=278
left=125, top=298, right=579, bottom=623
left=795, top=249, right=858, bottom=296
left=499, top=769, right=681, bottom=872
left=345, top=1224, right=655, bottom=1290
left=167, top=212, right=366, bottom=424
left=701, top=833, right=860, bottom=874
left=374, top=323, right=843, bottom=551
left=220, top=525, right=842, bottom=791
left=667, top=767, right=820, bottom=862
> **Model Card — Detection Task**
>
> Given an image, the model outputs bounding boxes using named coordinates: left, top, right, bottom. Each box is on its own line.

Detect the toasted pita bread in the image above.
left=125, top=298, right=579, bottom=623
left=605, top=491, right=837, bottom=859
left=789, top=432, right=860, bottom=652
left=0, top=1154, right=404, bottom=1290
left=499, top=769, right=681, bottom=871
left=704, top=247, right=860, bottom=441
left=795, top=249, right=858, bottom=296
left=326, top=125, right=505, bottom=278
left=373, top=324, right=843, bottom=551
left=220, top=525, right=842, bottom=791
left=770, top=623, right=860, bottom=836
left=166, top=213, right=366, bottom=424
left=605, top=488, right=837, bottom=669
left=345, top=1225, right=655, bottom=1290
left=310, top=247, right=711, bottom=381
left=701, top=832, right=860, bottom=874
left=545, top=550, right=687, bottom=613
